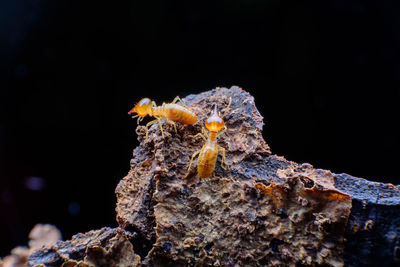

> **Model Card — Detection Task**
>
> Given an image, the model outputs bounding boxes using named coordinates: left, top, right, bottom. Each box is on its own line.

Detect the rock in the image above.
left=28, top=224, right=62, bottom=252
left=25, top=86, right=400, bottom=266
left=334, top=173, right=400, bottom=266
left=28, top=227, right=140, bottom=267
left=2, top=247, right=29, bottom=267
left=1, top=224, right=61, bottom=267
left=115, top=86, right=355, bottom=266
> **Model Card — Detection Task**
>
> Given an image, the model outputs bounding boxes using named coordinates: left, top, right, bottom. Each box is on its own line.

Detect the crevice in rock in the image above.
left=126, top=176, right=157, bottom=260
left=300, top=176, right=315, bottom=188
left=204, top=242, right=214, bottom=254
left=126, top=224, right=155, bottom=260
left=258, top=257, right=269, bottom=266
left=269, top=238, right=284, bottom=253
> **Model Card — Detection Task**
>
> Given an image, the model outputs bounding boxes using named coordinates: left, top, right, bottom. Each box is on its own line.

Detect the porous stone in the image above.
left=24, top=86, right=400, bottom=266
left=1, top=224, right=61, bottom=267
left=28, top=227, right=140, bottom=267
left=115, top=86, right=358, bottom=266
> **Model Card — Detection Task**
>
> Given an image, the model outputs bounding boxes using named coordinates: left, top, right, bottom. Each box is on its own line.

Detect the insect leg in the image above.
left=184, top=150, right=201, bottom=178
left=145, top=119, right=158, bottom=138
left=171, top=96, right=187, bottom=107
left=218, top=146, right=227, bottom=170
left=192, top=133, right=207, bottom=141
left=155, top=116, right=165, bottom=138
left=222, top=97, right=232, bottom=118
left=201, top=127, right=209, bottom=138
left=166, top=119, right=177, bottom=134
left=217, top=126, right=227, bottom=137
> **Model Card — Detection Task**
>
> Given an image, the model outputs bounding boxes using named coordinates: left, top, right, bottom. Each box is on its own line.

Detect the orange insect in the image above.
left=128, top=96, right=197, bottom=138
left=185, top=99, right=231, bottom=178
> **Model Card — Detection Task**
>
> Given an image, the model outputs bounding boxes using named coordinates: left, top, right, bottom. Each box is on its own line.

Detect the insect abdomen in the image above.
left=165, top=104, right=197, bottom=125
left=197, top=144, right=218, bottom=178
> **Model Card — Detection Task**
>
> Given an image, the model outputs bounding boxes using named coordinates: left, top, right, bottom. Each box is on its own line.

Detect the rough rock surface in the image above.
left=28, top=227, right=140, bottom=267
left=23, top=86, right=400, bottom=266
left=335, top=174, right=400, bottom=266
left=115, top=86, right=354, bottom=266
left=1, top=224, right=61, bottom=267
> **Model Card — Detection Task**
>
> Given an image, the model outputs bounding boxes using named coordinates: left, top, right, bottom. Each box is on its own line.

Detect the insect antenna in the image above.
left=221, top=97, right=232, bottom=118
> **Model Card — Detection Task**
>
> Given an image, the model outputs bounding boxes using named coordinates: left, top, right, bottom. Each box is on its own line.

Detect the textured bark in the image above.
left=22, top=86, right=400, bottom=266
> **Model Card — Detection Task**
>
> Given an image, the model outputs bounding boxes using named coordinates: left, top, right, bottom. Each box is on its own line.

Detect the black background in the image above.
left=0, top=0, right=399, bottom=256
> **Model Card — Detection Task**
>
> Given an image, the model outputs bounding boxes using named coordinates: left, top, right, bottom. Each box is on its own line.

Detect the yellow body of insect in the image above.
left=185, top=103, right=229, bottom=178
left=128, top=96, right=197, bottom=138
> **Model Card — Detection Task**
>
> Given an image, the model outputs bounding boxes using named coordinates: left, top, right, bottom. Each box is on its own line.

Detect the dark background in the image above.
left=0, top=0, right=399, bottom=256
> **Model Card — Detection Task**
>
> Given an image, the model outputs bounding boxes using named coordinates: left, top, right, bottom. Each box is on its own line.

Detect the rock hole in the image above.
left=126, top=225, right=155, bottom=260
left=189, top=258, right=196, bottom=266
left=204, top=242, right=214, bottom=254
left=247, top=187, right=258, bottom=199
left=222, top=192, right=230, bottom=198
left=300, top=177, right=314, bottom=188
left=162, top=242, right=172, bottom=252
left=256, top=216, right=267, bottom=225
left=68, top=249, right=85, bottom=260
left=258, top=257, right=269, bottom=266
left=277, top=208, right=288, bottom=219
left=181, top=186, right=191, bottom=197
left=270, top=238, right=284, bottom=253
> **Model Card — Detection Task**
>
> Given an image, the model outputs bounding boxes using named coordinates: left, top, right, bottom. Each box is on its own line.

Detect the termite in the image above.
left=184, top=98, right=231, bottom=178
left=128, top=96, right=198, bottom=138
